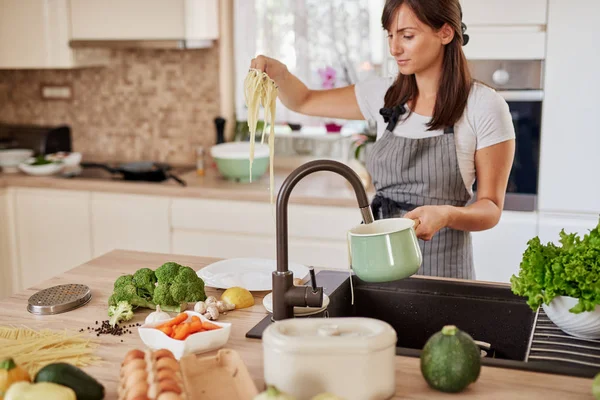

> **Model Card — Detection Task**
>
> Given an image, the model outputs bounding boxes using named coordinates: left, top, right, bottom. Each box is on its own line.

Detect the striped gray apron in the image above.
left=366, top=105, right=475, bottom=279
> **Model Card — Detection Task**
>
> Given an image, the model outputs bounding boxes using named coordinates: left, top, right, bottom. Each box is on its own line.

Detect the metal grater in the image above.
left=27, top=284, right=92, bottom=315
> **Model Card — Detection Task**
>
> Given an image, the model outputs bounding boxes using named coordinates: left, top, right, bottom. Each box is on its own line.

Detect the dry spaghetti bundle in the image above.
left=0, top=326, right=102, bottom=376
left=244, top=68, right=278, bottom=203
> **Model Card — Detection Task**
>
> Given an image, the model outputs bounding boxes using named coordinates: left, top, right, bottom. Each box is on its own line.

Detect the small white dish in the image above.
left=138, top=310, right=231, bottom=360
left=18, top=157, right=64, bottom=176
left=263, top=292, right=330, bottom=316
left=0, top=149, right=33, bottom=173
left=197, top=258, right=309, bottom=292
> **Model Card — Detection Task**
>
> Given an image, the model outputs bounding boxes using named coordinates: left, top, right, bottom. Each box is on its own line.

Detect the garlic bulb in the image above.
left=145, top=305, right=171, bottom=325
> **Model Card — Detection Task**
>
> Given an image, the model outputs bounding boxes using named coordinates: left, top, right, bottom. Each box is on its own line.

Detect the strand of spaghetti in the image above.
left=245, top=68, right=278, bottom=203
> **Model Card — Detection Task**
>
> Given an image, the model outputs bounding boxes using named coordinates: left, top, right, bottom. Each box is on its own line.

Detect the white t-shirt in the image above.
left=354, top=76, right=515, bottom=196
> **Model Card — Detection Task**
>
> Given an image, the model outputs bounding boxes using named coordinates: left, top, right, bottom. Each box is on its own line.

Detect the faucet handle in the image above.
left=309, top=267, right=317, bottom=292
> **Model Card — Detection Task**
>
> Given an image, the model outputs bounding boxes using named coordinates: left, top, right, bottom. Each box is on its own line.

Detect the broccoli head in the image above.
left=114, top=274, right=134, bottom=289
left=133, top=268, right=157, bottom=299
left=170, top=267, right=206, bottom=303
left=108, top=301, right=134, bottom=327
left=109, top=274, right=184, bottom=313
left=155, top=262, right=182, bottom=283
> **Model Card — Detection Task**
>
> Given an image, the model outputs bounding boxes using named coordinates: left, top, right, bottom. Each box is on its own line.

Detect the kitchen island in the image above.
left=0, top=249, right=593, bottom=399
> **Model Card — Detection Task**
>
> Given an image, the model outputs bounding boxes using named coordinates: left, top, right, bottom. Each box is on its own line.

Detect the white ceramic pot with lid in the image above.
left=262, top=317, right=397, bottom=400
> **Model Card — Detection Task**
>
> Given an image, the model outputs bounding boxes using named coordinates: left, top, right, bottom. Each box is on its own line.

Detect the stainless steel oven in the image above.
left=469, top=60, right=544, bottom=212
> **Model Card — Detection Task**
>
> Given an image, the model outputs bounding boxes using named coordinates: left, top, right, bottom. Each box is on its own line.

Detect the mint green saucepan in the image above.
left=348, top=218, right=422, bottom=282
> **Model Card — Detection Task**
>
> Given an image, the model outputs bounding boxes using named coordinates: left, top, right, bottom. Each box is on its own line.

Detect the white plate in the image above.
left=197, top=258, right=309, bottom=291
left=263, top=292, right=330, bottom=316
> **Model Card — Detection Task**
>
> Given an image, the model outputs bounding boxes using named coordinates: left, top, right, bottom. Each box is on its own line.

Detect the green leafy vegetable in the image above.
left=510, top=217, right=600, bottom=314
left=108, top=301, right=134, bottom=327
left=107, top=262, right=206, bottom=316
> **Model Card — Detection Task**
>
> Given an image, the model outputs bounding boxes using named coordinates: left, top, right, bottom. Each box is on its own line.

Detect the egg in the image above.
left=157, top=392, right=182, bottom=400
left=153, top=349, right=175, bottom=360
left=125, top=369, right=148, bottom=389
left=155, top=357, right=180, bottom=373
left=158, top=379, right=182, bottom=395
left=156, top=369, right=178, bottom=383
left=125, top=382, right=149, bottom=400
left=120, top=359, right=147, bottom=378
left=123, top=349, right=145, bottom=366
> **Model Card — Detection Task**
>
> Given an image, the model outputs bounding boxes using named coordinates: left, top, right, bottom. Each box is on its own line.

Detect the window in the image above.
left=234, top=0, right=387, bottom=130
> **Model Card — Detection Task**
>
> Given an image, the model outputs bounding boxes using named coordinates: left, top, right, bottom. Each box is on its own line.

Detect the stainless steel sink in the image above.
left=247, top=270, right=598, bottom=379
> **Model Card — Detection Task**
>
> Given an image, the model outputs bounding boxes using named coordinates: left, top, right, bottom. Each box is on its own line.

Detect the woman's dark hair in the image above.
left=382, top=0, right=472, bottom=131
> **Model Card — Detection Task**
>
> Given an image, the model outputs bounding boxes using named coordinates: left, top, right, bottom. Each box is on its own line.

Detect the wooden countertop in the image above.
left=0, top=163, right=374, bottom=207
left=0, top=250, right=593, bottom=399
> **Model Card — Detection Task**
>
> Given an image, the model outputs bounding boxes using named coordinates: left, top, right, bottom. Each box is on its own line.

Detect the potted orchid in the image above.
left=318, top=66, right=344, bottom=133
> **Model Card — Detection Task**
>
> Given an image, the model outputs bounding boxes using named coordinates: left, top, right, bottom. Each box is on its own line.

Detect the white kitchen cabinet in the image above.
left=461, top=0, right=548, bottom=26
left=70, top=0, right=219, bottom=47
left=90, top=193, right=171, bottom=258
left=13, top=188, right=92, bottom=291
left=171, top=198, right=358, bottom=269
left=538, top=0, right=600, bottom=214
left=0, top=189, right=13, bottom=298
left=538, top=212, right=599, bottom=245
left=0, top=0, right=108, bottom=69
left=472, top=211, right=538, bottom=283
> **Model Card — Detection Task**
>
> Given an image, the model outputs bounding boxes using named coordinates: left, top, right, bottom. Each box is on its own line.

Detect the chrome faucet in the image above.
left=272, top=159, right=375, bottom=321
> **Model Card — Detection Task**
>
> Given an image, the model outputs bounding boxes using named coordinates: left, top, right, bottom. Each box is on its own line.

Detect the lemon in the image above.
left=221, top=287, right=254, bottom=309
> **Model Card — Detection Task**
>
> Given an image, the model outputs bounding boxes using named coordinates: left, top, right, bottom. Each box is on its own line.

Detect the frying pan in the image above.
left=81, top=161, right=186, bottom=186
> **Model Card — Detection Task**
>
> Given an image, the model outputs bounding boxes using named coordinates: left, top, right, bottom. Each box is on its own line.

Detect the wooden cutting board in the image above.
left=180, top=348, right=259, bottom=400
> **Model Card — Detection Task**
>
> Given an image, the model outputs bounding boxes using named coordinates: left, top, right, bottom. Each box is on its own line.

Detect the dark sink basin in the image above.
left=247, top=271, right=598, bottom=378
left=324, top=272, right=533, bottom=362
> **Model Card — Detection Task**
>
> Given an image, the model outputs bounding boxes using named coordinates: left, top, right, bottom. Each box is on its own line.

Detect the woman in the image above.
left=250, top=0, right=515, bottom=279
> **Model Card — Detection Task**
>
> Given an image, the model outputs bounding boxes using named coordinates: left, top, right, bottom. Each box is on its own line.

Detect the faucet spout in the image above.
left=272, top=159, right=374, bottom=321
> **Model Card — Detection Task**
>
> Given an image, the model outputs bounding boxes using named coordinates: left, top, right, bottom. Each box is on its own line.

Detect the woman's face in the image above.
left=386, top=4, right=453, bottom=76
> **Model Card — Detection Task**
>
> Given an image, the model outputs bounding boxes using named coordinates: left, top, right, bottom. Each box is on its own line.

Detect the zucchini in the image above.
left=420, top=325, right=481, bottom=393
left=34, top=363, right=104, bottom=400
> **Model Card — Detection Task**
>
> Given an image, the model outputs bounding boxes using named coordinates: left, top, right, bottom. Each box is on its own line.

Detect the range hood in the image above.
left=68, top=0, right=219, bottom=50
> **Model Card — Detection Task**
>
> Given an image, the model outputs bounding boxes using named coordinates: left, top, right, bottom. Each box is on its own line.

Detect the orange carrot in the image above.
left=190, top=321, right=204, bottom=333
left=191, top=316, right=201, bottom=323
left=201, top=321, right=221, bottom=331
left=159, top=312, right=188, bottom=328
left=174, top=323, right=191, bottom=340
left=158, top=326, right=173, bottom=336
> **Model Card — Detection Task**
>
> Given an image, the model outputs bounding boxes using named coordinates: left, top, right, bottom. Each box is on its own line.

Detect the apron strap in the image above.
left=444, top=126, right=455, bottom=134
left=379, top=105, right=406, bottom=132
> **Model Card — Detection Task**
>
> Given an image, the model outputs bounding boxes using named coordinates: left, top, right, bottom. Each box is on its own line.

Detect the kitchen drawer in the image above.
left=172, top=230, right=276, bottom=260
left=171, top=198, right=276, bottom=236
left=463, top=30, right=546, bottom=60
left=171, top=198, right=361, bottom=241
left=461, top=0, right=548, bottom=26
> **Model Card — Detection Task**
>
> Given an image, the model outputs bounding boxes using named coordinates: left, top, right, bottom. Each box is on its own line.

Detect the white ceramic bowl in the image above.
left=18, top=157, right=65, bottom=176
left=542, top=295, right=600, bottom=339
left=138, top=310, right=231, bottom=360
left=0, top=149, right=34, bottom=173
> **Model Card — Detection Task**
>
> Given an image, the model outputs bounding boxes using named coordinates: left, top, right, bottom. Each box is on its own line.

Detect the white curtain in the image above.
left=234, top=0, right=385, bottom=127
